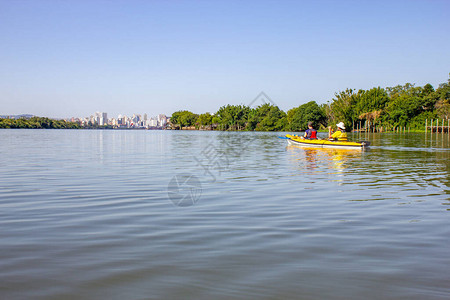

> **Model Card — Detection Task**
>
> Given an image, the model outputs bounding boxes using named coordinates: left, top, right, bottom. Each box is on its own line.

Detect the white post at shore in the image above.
left=425, top=119, right=427, bottom=132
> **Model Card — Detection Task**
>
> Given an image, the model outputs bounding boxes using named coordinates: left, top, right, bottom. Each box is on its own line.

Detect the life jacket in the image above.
left=333, top=130, right=347, bottom=141
left=306, top=129, right=317, bottom=139
left=338, top=133, right=348, bottom=141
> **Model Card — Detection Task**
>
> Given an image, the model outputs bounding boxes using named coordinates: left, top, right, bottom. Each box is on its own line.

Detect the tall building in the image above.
left=158, top=114, right=167, bottom=127
left=95, top=112, right=101, bottom=125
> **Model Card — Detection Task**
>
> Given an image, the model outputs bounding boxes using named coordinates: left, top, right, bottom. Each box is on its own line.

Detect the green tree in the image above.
left=180, top=111, right=198, bottom=127
left=170, top=110, right=198, bottom=128
left=434, top=75, right=450, bottom=118
left=247, top=103, right=287, bottom=131
left=353, top=87, right=389, bottom=128
left=215, top=104, right=251, bottom=130
left=288, top=101, right=326, bottom=131
left=385, top=83, right=425, bottom=127
left=325, top=89, right=360, bottom=130
left=196, top=113, right=213, bottom=127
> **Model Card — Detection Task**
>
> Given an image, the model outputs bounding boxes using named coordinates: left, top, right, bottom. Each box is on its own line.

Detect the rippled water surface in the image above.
left=0, top=130, right=449, bottom=299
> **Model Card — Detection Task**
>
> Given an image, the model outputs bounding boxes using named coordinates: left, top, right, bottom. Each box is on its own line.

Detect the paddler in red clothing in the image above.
left=303, top=121, right=318, bottom=139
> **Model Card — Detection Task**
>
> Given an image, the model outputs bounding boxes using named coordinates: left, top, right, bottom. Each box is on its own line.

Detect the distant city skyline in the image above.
left=67, top=111, right=168, bottom=128
left=1, top=0, right=449, bottom=118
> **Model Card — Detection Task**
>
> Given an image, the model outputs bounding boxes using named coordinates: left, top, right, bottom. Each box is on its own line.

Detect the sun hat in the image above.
left=336, top=122, right=345, bottom=130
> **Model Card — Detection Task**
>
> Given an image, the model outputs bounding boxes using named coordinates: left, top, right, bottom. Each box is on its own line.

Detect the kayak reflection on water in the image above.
left=286, top=145, right=365, bottom=173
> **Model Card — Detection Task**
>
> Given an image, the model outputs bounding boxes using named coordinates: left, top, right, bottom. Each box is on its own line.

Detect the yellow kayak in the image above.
left=285, top=134, right=370, bottom=149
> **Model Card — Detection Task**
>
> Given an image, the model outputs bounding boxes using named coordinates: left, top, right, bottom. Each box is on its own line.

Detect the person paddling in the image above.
left=303, top=121, right=318, bottom=139
left=328, top=122, right=348, bottom=141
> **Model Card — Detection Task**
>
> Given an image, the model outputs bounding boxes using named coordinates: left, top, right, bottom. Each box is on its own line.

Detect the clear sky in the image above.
left=1, top=0, right=449, bottom=118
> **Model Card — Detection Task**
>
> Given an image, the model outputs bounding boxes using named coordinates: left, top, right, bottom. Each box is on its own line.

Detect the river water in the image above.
left=0, top=129, right=449, bottom=299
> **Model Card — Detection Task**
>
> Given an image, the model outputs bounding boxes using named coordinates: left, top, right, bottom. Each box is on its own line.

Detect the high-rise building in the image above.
left=158, top=114, right=167, bottom=127
left=95, top=112, right=101, bottom=125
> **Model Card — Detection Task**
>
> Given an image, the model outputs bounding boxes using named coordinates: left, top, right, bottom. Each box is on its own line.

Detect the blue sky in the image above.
left=1, top=0, right=449, bottom=118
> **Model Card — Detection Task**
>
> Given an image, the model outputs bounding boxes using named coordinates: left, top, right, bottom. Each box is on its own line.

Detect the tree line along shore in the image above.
left=1, top=75, right=449, bottom=131
left=0, top=117, right=81, bottom=129
left=171, top=75, right=450, bottom=132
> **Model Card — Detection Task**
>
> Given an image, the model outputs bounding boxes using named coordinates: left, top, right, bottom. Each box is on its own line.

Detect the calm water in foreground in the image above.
left=0, top=129, right=449, bottom=299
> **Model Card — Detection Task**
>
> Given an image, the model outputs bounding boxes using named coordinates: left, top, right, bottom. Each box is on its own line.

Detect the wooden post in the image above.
left=442, top=119, right=444, bottom=134
left=431, top=119, right=433, bottom=133
left=425, top=119, right=427, bottom=132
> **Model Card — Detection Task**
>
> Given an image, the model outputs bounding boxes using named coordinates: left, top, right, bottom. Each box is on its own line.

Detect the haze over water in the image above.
left=0, top=130, right=449, bottom=299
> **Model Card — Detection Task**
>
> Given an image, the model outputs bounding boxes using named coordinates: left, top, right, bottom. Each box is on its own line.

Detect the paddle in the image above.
left=278, top=136, right=290, bottom=139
